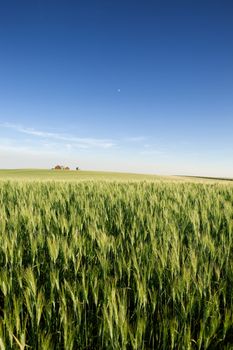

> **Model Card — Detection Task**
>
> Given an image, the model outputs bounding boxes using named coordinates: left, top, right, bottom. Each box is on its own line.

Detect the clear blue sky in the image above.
left=0, top=0, right=233, bottom=176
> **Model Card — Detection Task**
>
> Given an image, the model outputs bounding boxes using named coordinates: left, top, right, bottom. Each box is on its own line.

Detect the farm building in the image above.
left=54, top=165, right=62, bottom=170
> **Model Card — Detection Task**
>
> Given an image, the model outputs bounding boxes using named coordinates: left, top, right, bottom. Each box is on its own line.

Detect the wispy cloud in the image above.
left=1, top=123, right=115, bottom=149
left=0, top=123, right=154, bottom=159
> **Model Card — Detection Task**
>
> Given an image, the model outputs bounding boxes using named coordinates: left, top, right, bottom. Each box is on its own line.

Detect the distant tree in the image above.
left=54, top=165, right=62, bottom=170
left=65, top=166, right=70, bottom=170
left=76, top=167, right=79, bottom=171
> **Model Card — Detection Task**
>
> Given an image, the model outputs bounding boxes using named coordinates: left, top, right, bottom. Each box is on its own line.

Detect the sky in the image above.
left=0, top=0, right=233, bottom=176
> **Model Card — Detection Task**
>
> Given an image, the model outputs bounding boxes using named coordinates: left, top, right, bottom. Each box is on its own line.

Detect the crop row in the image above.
left=0, top=181, right=232, bottom=349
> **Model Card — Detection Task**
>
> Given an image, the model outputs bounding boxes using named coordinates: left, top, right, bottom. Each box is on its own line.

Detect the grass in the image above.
left=0, top=171, right=232, bottom=349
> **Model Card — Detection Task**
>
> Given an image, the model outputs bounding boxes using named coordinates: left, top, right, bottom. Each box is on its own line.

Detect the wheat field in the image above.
left=0, top=174, right=233, bottom=349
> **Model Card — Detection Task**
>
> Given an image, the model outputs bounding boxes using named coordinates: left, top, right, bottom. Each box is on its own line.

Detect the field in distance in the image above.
left=0, top=168, right=231, bottom=183
left=0, top=168, right=178, bottom=182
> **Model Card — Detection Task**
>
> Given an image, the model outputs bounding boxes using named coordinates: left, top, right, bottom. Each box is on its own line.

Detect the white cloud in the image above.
left=0, top=123, right=151, bottom=152
left=1, top=123, right=115, bottom=149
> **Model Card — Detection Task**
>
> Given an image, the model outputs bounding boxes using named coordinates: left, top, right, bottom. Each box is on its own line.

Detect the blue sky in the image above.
left=0, top=0, right=233, bottom=176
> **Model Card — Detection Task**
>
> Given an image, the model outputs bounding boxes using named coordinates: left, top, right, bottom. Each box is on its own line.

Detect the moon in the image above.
left=117, top=88, right=121, bottom=93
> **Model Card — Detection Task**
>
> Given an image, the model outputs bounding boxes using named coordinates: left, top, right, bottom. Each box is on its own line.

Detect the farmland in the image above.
left=0, top=170, right=233, bottom=349
left=0, top=169, right=183, bottom=183
left=0, top=169, right=231, bottom=183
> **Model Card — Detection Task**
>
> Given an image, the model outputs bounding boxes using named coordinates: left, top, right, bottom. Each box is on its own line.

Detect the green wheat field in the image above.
left=0, top=170, right=233, bottom=349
